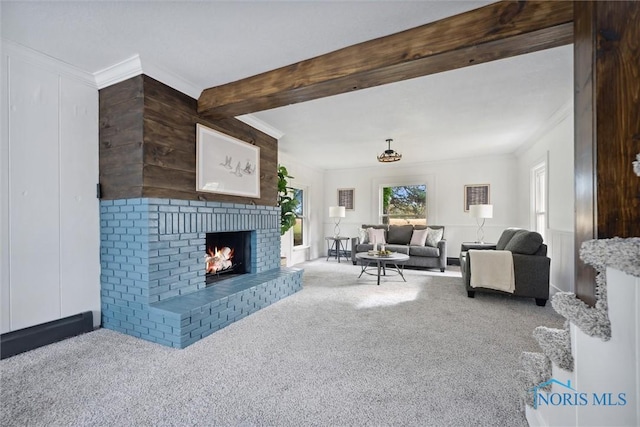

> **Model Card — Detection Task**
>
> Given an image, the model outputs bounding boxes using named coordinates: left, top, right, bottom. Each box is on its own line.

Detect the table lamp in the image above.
left=329, top=206, right=346, bottom=238
left=470, top=204, right=493, bottom=243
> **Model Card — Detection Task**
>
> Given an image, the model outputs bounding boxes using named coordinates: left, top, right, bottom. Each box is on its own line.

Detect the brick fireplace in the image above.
left=100, top=198, right=303, bottom=348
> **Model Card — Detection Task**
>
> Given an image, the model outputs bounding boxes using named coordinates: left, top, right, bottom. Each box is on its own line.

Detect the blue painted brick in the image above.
left=181, top=321, right=200, bottom=334
left=190, top=324, right=211, bottom=338
left=133, top=325, right=149, bottom=335
left=159, top=248, right=180, bottom=256
left=140, top=319, right=156, bottom=329
left=127, top=316, right=141, bottom=325
left=160, top=289, right=180, bottom=299
left=149, top=329, right=165, bottom=339
left=101, top=198, right=302, bottom=349
left=179, top=284, right=198, bottom=295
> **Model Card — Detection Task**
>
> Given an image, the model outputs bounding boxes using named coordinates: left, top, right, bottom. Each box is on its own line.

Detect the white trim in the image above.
left=94, top=54, right=202, bottom=98
left=291, top=184, right=308, bottom=248
left=372, top=175, right=435, bottom=225
left=549, top=283, right=563, bottom=297
left=515, top=99, right=572, bottom=157
left=93, top=55, right=142, bottom=89
left=1, top=39, right=95, bottom=87
left=237, top=114, right=285, bottom=139
left=530, top=153, right=549, bottom=235
left=141, top=58, right=201, bottom=99
left=525, top=404, right=548, bottom=427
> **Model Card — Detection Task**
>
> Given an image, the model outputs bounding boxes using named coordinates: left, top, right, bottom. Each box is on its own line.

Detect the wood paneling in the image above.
left=99, top=75, right=144, bottom=199
left=198, top=0, right=573, bottom=119
left=574, top=0, right=640, bottom=306
left=98, top=75, right=278, bottom=206
left=574, top=1, right=597, bottom=306
left=594, top=1, right=640, bottom=238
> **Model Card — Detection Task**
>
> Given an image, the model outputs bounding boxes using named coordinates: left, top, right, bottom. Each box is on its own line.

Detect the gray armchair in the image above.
left=460, top=229, right=550, bottom=306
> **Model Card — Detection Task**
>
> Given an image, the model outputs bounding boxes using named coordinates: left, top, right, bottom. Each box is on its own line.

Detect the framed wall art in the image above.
left=196, top=124, right=261, bottom=198
left=464, top=184, right=490, bottom=212
left=337, top=188, right=355, bottom=210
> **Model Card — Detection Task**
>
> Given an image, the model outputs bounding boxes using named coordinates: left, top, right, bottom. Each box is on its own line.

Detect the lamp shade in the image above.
left=329, top=206, right=346, bottom=218
left=469, top=204, right=493, bottom=219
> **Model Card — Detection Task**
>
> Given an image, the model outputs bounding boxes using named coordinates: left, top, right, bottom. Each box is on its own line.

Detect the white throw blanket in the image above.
left=469, top=250, right=515, bottom=293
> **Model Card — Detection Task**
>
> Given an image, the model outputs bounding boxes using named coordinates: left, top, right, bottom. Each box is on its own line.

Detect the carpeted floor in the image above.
left=0, top=259, right=564, bottom=426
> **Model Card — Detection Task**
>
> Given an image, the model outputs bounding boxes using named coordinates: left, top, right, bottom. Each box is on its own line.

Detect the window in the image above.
left=292, top=187, right=305, bottom=247
left=532, top=162, right=546, bottom=241
left=380, top=184, right=427, bottom=225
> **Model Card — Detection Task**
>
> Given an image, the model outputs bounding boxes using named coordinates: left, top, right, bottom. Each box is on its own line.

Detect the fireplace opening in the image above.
left=205, top=231, right=251, bottom=285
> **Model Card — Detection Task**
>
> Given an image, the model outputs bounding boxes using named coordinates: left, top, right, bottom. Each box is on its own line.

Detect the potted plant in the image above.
left=277, top=165, right=299, bottom=235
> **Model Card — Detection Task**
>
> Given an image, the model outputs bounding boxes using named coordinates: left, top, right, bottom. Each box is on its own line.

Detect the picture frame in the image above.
left=464, top=184, right=490, bottom=212
left=337, top=188, right=355, bottom=210
left=196, top=124, right=261, bottom=198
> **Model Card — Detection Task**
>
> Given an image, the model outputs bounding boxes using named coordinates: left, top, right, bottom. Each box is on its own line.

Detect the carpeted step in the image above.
left=519, top=351, right=551, bottom=409
left=533, top=321, right=574, bottom=372
left=551, top=291, right=611, bottom=341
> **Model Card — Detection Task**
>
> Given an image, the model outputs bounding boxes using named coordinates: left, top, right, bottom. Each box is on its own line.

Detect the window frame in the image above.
left=531, top=158, right=548, bottom=241
left=378, top=183, right=427, bottom=225
left=291, top=185, right=308, bottom=248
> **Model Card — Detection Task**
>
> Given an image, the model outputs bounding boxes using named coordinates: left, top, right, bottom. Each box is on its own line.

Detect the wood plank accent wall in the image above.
left=99, top=76, right=145, bottom=199
left=99, top=75, right=278, bottom=206
left=574, top=0, right=640, bottom=306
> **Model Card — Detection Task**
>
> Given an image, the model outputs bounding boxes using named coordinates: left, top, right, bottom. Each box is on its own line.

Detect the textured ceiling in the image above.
left=1, top=1, right=573, bottom=170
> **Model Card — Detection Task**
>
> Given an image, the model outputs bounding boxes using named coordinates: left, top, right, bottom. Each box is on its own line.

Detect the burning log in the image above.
left=205, top=246, right=235, bottom=273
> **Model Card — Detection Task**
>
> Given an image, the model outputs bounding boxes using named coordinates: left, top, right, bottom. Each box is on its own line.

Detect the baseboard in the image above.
left=0, top=311, right=94, bottom=360
left=549, top=283, right=564, bottom=296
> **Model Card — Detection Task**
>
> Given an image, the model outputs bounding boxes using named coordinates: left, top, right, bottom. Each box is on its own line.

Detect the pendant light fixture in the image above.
left=377, top=138, right=402, bottom=163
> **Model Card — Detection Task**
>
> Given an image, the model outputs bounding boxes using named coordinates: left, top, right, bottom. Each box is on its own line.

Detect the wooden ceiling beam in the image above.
left=198, top=1, right=573, bottom=119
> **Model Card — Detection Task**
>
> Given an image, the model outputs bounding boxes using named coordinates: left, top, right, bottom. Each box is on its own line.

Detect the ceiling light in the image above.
left=377, top=138, right=402, bottom=163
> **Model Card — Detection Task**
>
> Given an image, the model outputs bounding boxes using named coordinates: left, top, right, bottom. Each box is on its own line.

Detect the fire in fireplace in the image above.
left=205, top=231, right=251, bottom=285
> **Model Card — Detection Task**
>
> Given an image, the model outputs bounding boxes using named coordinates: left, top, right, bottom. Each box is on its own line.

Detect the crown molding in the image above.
left=514, top=99, right=573, bottom=157
left=93, top=54, right=142, bottom=89
left=140, top=57, right=201, bottom=99
left=94, top=54, right=201, bottom=99
left=1, top=38, right=95, bottom=87
left=236, top=114, right=285, bottom=140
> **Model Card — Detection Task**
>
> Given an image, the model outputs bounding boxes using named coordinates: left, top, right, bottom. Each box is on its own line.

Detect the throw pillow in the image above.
left=504, top=231, right=543, bottom=255
left=496, top=228, right=522, bottom=250
left=409, top=228, right=429, bottom=246
left=387, top=225, right=414, bottom=245
left=425, top=227, right=444, bottom=247
left=358, top=228, right=368, bottom=244
left=367, top=227, right=386, bottom=245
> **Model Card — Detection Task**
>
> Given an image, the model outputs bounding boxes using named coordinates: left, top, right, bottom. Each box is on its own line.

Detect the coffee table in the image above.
left=355, top=252, right=410, bottom=286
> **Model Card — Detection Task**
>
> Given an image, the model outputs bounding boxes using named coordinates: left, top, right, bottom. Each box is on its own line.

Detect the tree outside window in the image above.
left=381, top=185, right=426, bottom=225
left=292, top=188, right=304, bottom=246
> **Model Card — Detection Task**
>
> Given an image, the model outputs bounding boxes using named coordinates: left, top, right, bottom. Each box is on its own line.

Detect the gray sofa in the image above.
left=460, top=228, right=550, bottom=306
left=351, top=224, right=447, bottom=272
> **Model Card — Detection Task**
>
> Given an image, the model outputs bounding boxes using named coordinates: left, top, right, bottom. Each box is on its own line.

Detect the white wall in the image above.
left=515, top=110, right=574, bottom=293
left=322, top=153, right=520, bottom=260
left=279, top=152, right=325, bottom=266
left=1, top=40, right=100, bottom=332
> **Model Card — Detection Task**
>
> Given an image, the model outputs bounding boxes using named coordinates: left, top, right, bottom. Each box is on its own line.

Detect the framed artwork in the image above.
left=196, top=124, right=260, bottom=198
left=464, top=184, right=490, bottom=212
left=337, top=188, right=355, bottom=210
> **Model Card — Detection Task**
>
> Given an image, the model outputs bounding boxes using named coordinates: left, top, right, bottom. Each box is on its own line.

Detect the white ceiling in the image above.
left=1, top=1, right=573, bottom=170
